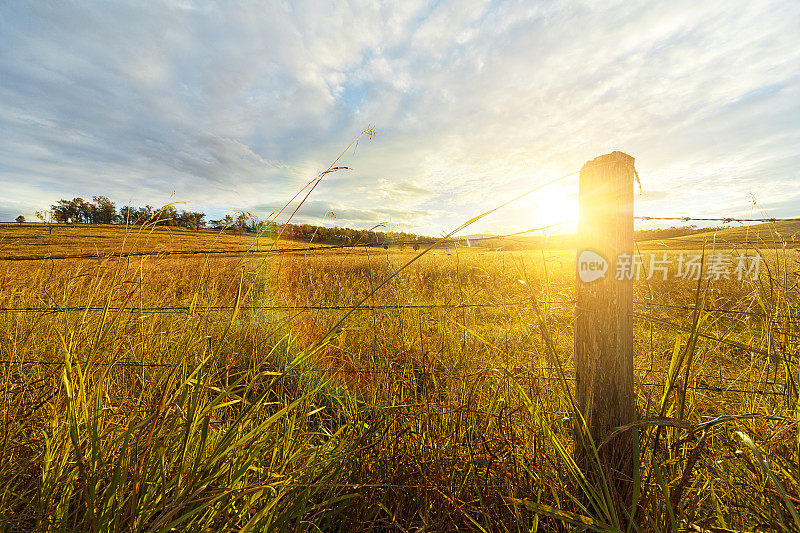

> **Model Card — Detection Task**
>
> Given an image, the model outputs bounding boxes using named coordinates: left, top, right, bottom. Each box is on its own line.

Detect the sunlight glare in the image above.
left=530, top=188, right=578, bottom=229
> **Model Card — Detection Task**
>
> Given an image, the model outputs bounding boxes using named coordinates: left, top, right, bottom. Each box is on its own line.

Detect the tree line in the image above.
left=24, top=197, right=728, bottom=248
left=40, top=196, right=248, bottom=230
left=279, top=223, right=430, bottom=248
left=30, top=196, right=433, bottom=247
left=633, top=225, right=725, bottom=241
left=26, top=197, right=726, bottom=248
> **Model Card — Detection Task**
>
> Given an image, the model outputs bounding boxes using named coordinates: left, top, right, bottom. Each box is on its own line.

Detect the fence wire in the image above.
left=1, top=207, right=797, bottom=408
left=0, top=361, right=787, bottom=398
left=2, top=214, right=797, bottom=261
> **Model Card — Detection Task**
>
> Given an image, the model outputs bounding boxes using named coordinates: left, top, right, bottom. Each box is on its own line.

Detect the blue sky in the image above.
left=1, top=0, right=798, bottom=235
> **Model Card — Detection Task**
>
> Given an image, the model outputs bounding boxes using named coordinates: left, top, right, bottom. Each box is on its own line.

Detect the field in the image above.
left=1, top=222, right=798, bottom=531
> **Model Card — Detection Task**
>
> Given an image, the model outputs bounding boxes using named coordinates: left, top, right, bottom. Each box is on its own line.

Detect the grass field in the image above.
left=1, top=222, right=798, bottom=531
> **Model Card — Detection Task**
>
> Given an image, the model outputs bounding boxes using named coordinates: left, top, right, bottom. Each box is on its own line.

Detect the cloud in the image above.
left=253, top=198, right=449, bottom=231
left=1, top=0, right=798, bottom=235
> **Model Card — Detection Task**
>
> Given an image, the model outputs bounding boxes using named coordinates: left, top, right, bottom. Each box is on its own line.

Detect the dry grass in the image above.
left=0, top=223, right=260, bottom=258
left=0, top=223, right=798, bottom=531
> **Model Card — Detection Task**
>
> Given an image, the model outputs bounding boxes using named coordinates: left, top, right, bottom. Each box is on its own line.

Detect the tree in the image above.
left=188, top=212, right=206, bottom=230
left=50, top=198, right=92, bottom=223
left=153, top=205, right=178, bottom=226
left=119, top=205, right=136, bottom=224
left=91, top=196, right=117, bottom=224
left=135, top=205, right=155, bottom=224
left=52, top=199, right=77, bottom=223
left=233, top=212, right=250, bottom=234
left=177, top=210, right=206, bottom=230
left=15, top=215, right=25, bottom=223
left=74, top=198, right=92, bottom=223
left=35, top=210, right=55, bottom=234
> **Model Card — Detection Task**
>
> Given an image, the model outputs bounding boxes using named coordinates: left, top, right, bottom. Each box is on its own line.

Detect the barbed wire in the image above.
left=0, top=366, right=786, bottom=399
left=2, top=302, right=790, bottom=399
left=1, top=201, right=796, bottom=403
left=1, top=300, right=795, bottom=321
left=3, top=236, right=795, bottom=261
left=0, top=357, right=787, bottom=391
left=0, top=243, right=359, bottom=262
left=3, top=211, right=797, bottom=261
left=0, top=240, right=528, bottom=261
left=0, top=301, right=573, bottom=313
left=2, top=163, right=796, bottom=513
left=635, top=216, right=799, bottom=223
left=630, top=312, right=776, bottom=357
left=635, top=301, right=798, bottom=320
left=2, top=310, right=792, bottom=396
left=637, top=238, right=799, bottom=246
left=0, top=233, right=570, bottom=262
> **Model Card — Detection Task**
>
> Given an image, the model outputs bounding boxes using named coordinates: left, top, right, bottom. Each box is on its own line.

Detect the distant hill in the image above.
left=459, top=233, right=576, bottom=250
left=638, top=219, right=800, bottom=249
left=455, top=220, right=800, bottom=250
left=459, top=234, right=495, bottom=241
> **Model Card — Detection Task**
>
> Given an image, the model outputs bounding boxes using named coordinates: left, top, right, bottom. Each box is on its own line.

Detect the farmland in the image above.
left=1, top=222, right=798, bottom=531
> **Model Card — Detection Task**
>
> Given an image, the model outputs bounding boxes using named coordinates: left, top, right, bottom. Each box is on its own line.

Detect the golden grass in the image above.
left=1, top=223, right=798, bottom=531
left=0, top=223, right=261, bottom=258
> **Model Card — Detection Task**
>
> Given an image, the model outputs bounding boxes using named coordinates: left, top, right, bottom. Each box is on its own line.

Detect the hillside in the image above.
left=637, top=219, right=800, bottom=249
left=460, top=220, right=800, bottom=250
left=0, top=222, right=436, bottom=260
left=0, top=223, right=260, bottom=259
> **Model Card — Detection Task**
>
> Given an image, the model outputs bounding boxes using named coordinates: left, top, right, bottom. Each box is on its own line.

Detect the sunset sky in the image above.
left=1, top=1, right=798, bottom=235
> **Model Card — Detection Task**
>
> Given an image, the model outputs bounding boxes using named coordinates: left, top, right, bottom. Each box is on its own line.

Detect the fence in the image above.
left=1, top=152, right=797, bottom=511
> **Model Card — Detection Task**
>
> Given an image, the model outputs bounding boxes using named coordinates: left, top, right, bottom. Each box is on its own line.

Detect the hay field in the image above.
left=1, top=223, right=798, bottom=531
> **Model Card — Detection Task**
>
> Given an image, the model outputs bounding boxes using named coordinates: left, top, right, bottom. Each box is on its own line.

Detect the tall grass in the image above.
left=1, top=205, right=798, bottom=529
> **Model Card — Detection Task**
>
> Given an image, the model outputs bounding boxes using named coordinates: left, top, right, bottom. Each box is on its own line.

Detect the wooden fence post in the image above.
left=575, top=151, right=636, bottom=503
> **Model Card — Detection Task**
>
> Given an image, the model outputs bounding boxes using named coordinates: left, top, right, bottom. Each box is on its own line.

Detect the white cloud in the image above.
left=0, top=0, right=798, bottom=235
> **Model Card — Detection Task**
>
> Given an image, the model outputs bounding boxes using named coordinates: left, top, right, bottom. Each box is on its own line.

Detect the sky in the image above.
left=1, top=0, right=798, bottom=236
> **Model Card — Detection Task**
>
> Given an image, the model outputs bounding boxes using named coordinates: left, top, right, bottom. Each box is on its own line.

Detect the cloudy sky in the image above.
left=1, top=1, right=798, bottom=235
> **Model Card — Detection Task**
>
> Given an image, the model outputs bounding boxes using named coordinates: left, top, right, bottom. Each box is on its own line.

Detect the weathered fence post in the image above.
left=575, top=151, right=636, bottom=503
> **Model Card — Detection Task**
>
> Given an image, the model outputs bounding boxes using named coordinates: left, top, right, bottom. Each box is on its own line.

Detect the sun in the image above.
left=529, top=188, right=579, bottom=229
